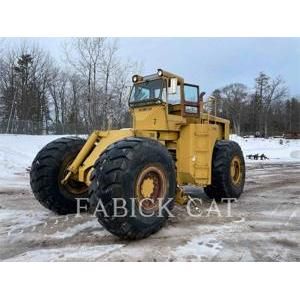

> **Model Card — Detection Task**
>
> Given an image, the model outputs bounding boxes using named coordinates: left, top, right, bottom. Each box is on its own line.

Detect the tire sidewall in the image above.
left=30, top=137, right=88, bottom=214
left=222, top=142, right=245, bottom=198
left=121, top=143, right=176, bottom=226
left=36, top=141, right=87, bottom=200
left=92, top=137, right=177, bottom=236
left=205, top=140, right=246, bottom=201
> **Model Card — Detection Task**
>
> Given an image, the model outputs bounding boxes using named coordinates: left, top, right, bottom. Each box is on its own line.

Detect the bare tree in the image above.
left=255, top=72, right=288, bottom=137
left=63, top=37, right=139, bottom=131
left=216, top=83, right=248, bottom=135
left=63, top=38, right=105, bottom=129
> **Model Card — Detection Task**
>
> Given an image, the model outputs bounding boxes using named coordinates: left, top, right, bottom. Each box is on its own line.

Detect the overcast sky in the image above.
left=4, top=37, right=300, bottom=97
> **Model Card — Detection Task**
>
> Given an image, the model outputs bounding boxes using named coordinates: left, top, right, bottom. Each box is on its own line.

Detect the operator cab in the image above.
left=129, top=69, right=203, bottom=116
left=129, top=78, right=166, bottom=106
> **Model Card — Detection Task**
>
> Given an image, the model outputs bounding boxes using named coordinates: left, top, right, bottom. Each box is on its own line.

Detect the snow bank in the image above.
left=0, top=134, right=79, bottom=188
left=230, top=135, right=300, bottom=163
left=0, top=133, right=299, bottom=188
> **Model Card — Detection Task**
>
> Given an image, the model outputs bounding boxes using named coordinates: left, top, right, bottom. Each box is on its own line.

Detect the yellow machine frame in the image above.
left=61, top=69, right=230, bottom=197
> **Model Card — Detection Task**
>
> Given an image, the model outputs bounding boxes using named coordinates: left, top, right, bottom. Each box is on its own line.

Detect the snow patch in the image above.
left=290, top=150, right=300, bottom=159
left=5, top=244, right=125, bottom=262
left=174, top=236, right=223, bottom=260
left=0, top=209, right=49, bottom=235
left=49, top=219, right=101, bottom=239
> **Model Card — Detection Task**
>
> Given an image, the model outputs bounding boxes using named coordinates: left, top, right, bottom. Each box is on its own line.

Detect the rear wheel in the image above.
left=89, top=137, right=176, bottom=240
left=30, top=137, right=89, bottom=214
left=204, top=140, right=245, bottom=201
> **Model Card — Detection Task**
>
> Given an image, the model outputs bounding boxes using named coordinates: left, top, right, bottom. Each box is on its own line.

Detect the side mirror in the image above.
left=168, top=78, right=177, bottom=94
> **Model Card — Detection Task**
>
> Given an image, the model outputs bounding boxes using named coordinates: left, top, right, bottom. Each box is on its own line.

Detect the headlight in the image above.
left=132, top=75, right=143, bottom=83
left=157, top=69, right=163, bottom=77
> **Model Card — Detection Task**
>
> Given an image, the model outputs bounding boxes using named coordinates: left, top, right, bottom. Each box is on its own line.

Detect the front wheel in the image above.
left=204, top=140, right=245, bottom=201
left=30, top=137, right=89, bottom=214
left=89, top=137, right=176, bottom=240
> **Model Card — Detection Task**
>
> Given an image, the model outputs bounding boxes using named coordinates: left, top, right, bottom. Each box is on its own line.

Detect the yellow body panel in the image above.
left=177, top=123, right=220, bottom=185
left=132, top=104, right=186, bottom=131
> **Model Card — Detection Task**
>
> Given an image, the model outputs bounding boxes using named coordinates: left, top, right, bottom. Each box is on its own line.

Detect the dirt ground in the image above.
left=0, top=162, right=299, bottom=262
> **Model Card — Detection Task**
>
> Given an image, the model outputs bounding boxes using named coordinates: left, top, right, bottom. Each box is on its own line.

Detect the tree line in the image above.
left=0, top=38, right=139, bottom=134
left=0, top=38, right=299, bottom=137
left=209, top=73, right=299, bottom=137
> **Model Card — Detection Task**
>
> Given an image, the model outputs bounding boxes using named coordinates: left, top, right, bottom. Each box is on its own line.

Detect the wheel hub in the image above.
left=230, top=156, right=242, bottom=185
left=59, top=155, right=88, bottom=196
left=141, top=177, right=155, bottom=198
left=135, top=165, right=167, bottom=214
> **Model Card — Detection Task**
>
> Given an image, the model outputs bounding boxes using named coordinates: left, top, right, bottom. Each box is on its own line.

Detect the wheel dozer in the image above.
left=30, top=69, right=245, bottom=239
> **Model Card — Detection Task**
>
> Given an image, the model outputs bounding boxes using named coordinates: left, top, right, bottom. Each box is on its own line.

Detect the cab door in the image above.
left=183, top=84, right=200, bottom=116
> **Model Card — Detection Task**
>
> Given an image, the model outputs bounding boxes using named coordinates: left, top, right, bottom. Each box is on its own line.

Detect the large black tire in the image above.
left=204, top=140, right=245, bottom=201
left=30, top=137, right=89, bottom=215
left=89, top=137, right=176, bottom=240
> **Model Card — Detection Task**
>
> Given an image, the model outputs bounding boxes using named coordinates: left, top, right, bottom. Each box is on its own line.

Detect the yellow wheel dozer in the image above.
left=30, top=69, right=245, bottom=240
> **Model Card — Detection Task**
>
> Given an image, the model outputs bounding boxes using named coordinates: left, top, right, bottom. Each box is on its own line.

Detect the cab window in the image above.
left=184, top=84, right=198, bottom=102
left=184, top=84, right=199, bottom=114
left=168, top=85, right=181, bottom=105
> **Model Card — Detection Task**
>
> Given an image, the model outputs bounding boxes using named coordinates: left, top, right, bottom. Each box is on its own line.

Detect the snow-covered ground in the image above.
left=1, top=163, right=299, bottom=261
left=0, top=134, right=299, bottom=261
left=0, top=133, right=299, bottom=188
